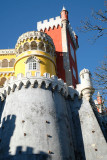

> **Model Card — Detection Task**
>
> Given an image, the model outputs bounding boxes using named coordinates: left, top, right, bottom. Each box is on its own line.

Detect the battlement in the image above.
left=0, top=73, right=68, bottom=100
left=80, top=68, right=91, bottom=76
left=37, top=16, right=61, bottom=31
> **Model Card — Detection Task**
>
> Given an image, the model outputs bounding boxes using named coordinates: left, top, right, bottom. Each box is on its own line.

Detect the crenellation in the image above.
left=0, top=74, right=69, bottom=99
left=37, top=16, right=61, bottom=31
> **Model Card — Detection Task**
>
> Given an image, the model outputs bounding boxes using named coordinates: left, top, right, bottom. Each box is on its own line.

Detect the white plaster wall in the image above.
left=0, top=87, right=75, bottom=160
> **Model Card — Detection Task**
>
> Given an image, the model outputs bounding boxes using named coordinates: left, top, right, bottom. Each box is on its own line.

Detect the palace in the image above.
left=0, top=7, right=107, bottom=160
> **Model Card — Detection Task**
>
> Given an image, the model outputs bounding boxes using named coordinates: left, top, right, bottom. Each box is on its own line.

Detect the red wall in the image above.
left=44, top=26, right=66, bottom=82
left=67, top=30, right=78, bottom=87
left=43, top=25, right=78, bottom=87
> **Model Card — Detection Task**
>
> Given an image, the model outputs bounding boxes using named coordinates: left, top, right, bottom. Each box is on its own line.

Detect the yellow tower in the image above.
left=14, top=31, right=56, bottom=77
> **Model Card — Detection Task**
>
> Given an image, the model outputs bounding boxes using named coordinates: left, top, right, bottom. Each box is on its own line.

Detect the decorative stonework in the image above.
left=15, top=31, right=55, bottom=49
left=37, top=16, right=62, bottom=31
left=15, top=31, right=55, bottom=57
left=0, top=73, right=68, bottom=100
left=0, top=49, right=15, bottom=55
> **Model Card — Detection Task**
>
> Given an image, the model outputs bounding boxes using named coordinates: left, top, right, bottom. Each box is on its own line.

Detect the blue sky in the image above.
left=0, top=0, right=106, bottom=79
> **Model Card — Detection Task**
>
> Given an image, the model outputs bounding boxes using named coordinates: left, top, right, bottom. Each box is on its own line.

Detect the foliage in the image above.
left=78, top=1, right=107, bottom=42
left=93, top=57, right=107, bottom=104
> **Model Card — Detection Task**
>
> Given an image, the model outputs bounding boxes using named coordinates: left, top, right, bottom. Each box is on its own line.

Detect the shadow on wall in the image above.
left=0, top=114, right=51, bottom=160
left=0, top=98, right=5, bottom=123
left=68, top=95, right=86, bottom=160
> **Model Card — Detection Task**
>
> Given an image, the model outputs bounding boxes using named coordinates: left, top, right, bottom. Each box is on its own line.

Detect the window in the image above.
left=31, top=41, right=37, bottom=50
left=73, top=67, right=76, bottom=79
left=28, top=59, right=37, bottom=70
left=26, top=57, right=40, bottom=71
left=2, top=59, right=8, bottom=67
left=18, top=46, right=23, bottom=54
left=24, top=42, right=29, bottom=51
left=70, top=44, right=75, bottom=61
left=9, top=59, right=15, bottom=67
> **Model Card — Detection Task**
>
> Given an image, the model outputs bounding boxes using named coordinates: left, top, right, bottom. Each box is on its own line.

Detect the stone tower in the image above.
left=79, top=68, right=94, bottom=100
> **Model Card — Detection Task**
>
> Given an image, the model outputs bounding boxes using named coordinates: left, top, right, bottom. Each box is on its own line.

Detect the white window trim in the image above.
left=25, top=56, right=40, bottom=73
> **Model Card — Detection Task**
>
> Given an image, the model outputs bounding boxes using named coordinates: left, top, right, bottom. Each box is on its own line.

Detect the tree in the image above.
left=78, top=1, right=107, bottom=42
left=93, top=57, right=107, bottom=105
left=78, top=1, right=107, bottom=105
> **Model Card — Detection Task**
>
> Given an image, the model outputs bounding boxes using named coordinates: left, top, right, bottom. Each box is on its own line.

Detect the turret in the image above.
left=97, top=92, right=102, bottom=105
left=61, top=6, right=68, bottom=21
left=80, top=68, right=94, bottom=100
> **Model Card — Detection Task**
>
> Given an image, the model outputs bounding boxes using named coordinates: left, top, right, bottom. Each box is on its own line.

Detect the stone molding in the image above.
left=15, top=31, right=54, bottom=49
left=0, top=49, right=15, bottom=55
left=0, top=73, right=68, bottom=100
left=37, top=16, right=61, bottom=31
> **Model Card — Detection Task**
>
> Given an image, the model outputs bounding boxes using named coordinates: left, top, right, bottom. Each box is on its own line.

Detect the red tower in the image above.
left=97, top=92, right=102, bottom=105
left=37, top=7, right=79, bottom=87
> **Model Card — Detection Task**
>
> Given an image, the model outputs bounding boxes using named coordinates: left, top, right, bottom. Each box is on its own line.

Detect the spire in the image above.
left=62, top=6, right=66, bottom=11
left=61, top=6, right=68, bottom=21
left=97, top=92, right=102, bottom=104
left=97, top=92, right=102, bottom=97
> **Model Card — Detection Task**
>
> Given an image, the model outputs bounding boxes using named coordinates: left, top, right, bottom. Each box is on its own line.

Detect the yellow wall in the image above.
left=14, top=50, right=56, bottom=77
left=0, top=37, right=56, bottom=87
left=0, top=54, right=16, bottom=86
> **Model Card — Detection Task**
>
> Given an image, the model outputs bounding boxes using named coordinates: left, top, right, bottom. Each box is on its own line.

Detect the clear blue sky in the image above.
left=0, top=0, right=106, bottom=79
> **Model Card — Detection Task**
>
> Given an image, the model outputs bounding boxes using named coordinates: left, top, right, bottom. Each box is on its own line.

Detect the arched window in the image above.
left=46, top=44, right=51, bottom=53
left=26, top=57, right=40, bottom=71
left=0, top=77, right=6, bottom=87
left=31, top=41, right=37, bottom=50
left=18, top=46, right=23, bottom=54
left=9, top=59, right=15, bottom=67
left=38, top=42, right=45, bottom=51
left=24, top=42, right=29, bottom=51
left=2, top=59, right=8, bottom=67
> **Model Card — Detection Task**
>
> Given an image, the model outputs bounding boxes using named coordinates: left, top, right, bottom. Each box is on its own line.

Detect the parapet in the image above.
left=80, top=68, right=91, bottom=77
left=0, top=73, right=68, bottom=100
left=37, top=16, right=79, bottom=50
left=37, top=16, right=61, bottom=31
left=0, top=49, right=15, bottom=55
